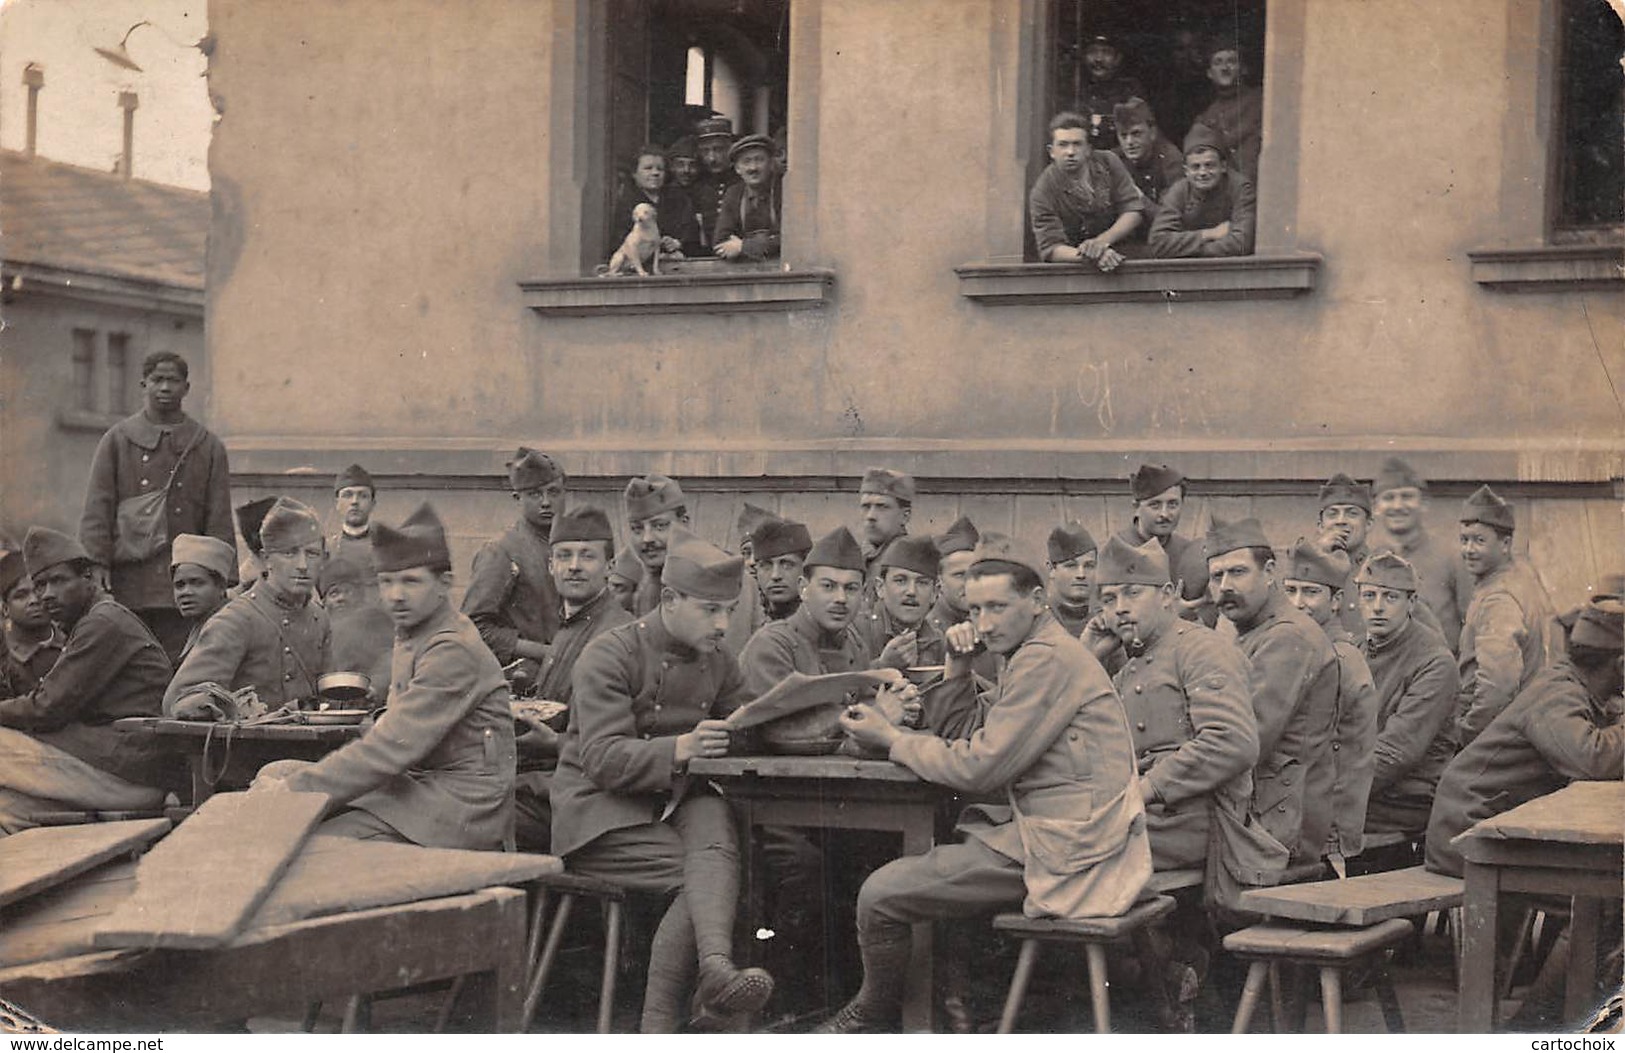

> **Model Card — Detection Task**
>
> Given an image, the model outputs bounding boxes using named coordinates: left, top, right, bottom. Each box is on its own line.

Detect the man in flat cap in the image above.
left=691, top=116, right=739, bottom=253
left=254, top=504, right=517, bottom=851
left=551, top=529, right=773, bottom=1032
left=1112, top=97, right=1185, bottom=207
left=1426, top=600, right=1622, bottom=878
left=824, top=533, right=1151, bottom=1032
left=326, top=464, right=380, bottom=608
left=1045, top=522, right=1099, bottom=637
left=166, top=499, right=333, bottom=715
left=1147, top=124, right=1256, bottom=259
left=859, top=535, right=947, bottom=670
left=0, top=528, right=172, bottom=833
left=168, top=533, right=235, bottom=661
left=856, top=467, right=915, bottom=582
left=1117, top=464, right=1194, bottom=588
left=463, top=448, right=567, bottom=692
left=1354, top=552, right=1460, bottom=865
left=1455, top=485, right=1558, bottom=746
left=1366, top=457, right=1469, bottom=648
left=714, top=134, right=782, bottom=262
left=80, top=351, right=235, bottom=663
left=625, top=474, right=692, bottom=617
left=0, top=549, right=64, bottom=696
left=1205, top=516, right=1338, bottom=866
left=512, top=505, right=633, bottom=853
left=1280, top=539, right=1379, bottom=868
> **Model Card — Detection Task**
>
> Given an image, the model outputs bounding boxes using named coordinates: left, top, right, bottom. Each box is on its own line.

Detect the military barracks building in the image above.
left=207, top=0, right=1621, bottom=608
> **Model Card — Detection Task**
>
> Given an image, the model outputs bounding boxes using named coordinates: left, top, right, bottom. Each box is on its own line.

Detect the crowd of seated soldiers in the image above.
left=0, top=355, right=1618, bottom=1032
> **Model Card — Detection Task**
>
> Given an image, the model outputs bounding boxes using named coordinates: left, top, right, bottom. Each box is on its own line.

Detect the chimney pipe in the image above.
left=118, top=90, right=138, bottom=178
left=23, top=64, right=43, bottom=157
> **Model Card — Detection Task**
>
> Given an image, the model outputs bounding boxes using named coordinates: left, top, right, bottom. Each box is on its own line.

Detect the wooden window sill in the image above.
left=520, top=263, right=835, bottom=316
left=1467, top=244, right=1624, bottom=292
left=953, top=253, right=1322, bottom=305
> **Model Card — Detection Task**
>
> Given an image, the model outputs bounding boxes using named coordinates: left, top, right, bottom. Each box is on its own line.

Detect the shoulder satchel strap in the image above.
left=161, top=425, right=207, bottom=496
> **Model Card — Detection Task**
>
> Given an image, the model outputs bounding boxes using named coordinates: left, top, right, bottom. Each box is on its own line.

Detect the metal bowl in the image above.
left=758, top=702, right=846, bottom=755
left=317, top=671, right=372, bottom=704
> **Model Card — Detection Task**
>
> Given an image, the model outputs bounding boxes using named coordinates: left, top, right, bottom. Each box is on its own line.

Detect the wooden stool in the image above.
left=520, top=872, right=627, bottom=1033
left=1224, top=918, right=1413, bottom=1033
left=992, top=894, right=1178, bottom=1033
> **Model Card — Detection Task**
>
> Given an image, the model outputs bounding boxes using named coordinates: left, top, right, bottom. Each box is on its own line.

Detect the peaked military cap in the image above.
left=1047, top=522, right=1098, bottom=564
left=970, top=532, right=1046, bottom=580
left=550, top=505, right=614, bottom=546
left=1096, top=535, right=1171, bottom=587
left=1460, top=485, right=1514, bottom=533
left=1285, top=537, right=1350, bottom=589
left=729, top=133, right=774, bottom=163
left=1204, top=515, right=1272, bottom=560
left=1319, top=473, right=1372, bottom=513
left=1373, top=457, right=1425, bottom=497
left=235, top=496, right=280, bottom=557
left=507, top=447, right=563, bottom=492
left=373, top=503, right=452, bottom=573
left=170, top=534, right=237, bottom=581
left=1131, top=463, right=1186, bottom=501
left=1355, top=551, right=1418, bottom=592
left=695, top=116, right=734, bottom=142
left=751, top=519, right=813, bottom=562
left=804, top=527, right=866, bottom=574
left=662, top=529, right=744, bottom=601
left=625, top=474, right=686, bottom=520
left=860, top=466, right=916, bottom=504
left=333, top=464, right=376, bottom=494
left=23, top=527, right=92, bottom=578
left=878, top=536, right=941, bottom=579
left=934, top=516, right=981, bottom=556
left=259, top=498, right=323, bottom=553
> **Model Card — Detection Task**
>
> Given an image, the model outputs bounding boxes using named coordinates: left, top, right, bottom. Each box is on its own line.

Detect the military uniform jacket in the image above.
left=690, top=168, right=739, bottom=250
left=0, top=597, right=170, bottom=786
left=1191, top=85, right=1263, bottom=179
left=854, top=603, right=946, bottom=670
left=1147, top=170, right=1257, bottom=259
left=1028, top=153, right=1148, bottom=257
left=1111, top=525, right=1193, bottom=595
left=632, top=564, right=664, bottom=618
left=462, top=519, right=561, bottom=665
left=326, top=530, right=380, bottom=605
left=739, top=606, right=870, bottom=695
left=1457, top=560, right=1557, bottom=747
left=536, top=588, right=634, bottom=704
left=891, top=614, right=1152, bottom=919
left=1424, top=662, right=1623, bottom=876
left=1316, top=627, right=1380, bottom=857
left=1115, top=619, right=1259, bottom=870
left=550, top=614, right=752, bottom=857
left=284, top=604, right=517, bottom=850
left=79, top=412, right=236, bottom=611
left=1231, top=591, right=1340, bottom=861
left=1366, top=525, right=1468, bottom=650
left=1113, top=136, right=1185, bottom=206
left=1366, top=616, right=1459, bottom=814
left=925, top=597, right=1002, bottom=684
left=164, top=582, right=332, bottom=713
left=1, top=626, right=65, bottom=696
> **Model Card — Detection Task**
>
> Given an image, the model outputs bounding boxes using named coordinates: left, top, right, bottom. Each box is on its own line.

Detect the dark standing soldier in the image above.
left=463, top=448, right=566, bottom=694
left=327, top=464, right=380, bottom=607
left=79, top=352, right=235, bottom=663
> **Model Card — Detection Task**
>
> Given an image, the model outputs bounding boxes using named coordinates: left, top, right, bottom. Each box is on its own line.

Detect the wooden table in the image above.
left=116, top=717, right=362, bottom=804
left=1455, top=780, right=1624, bottom=1032
left=688, top=753, right=943, bottom=1031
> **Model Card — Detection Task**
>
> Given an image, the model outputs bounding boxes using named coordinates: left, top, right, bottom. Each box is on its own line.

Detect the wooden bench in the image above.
left=1224, top=918, right=1413, bottom=1033
left=1237, top=865, right=1464, bottom=927
left=992, top=895, right=1178, bottom=1034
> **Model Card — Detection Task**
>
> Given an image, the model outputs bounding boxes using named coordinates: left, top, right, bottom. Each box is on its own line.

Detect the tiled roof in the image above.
left=1, top=150, right=207, bottom=290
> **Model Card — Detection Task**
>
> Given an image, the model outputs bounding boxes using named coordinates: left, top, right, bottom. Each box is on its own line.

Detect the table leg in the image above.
left=1460, top=860, right=1501, bottom=1032
left=900, top=810, right=933, bottom=1033
left=1563, top=895, right=1601, bottom=1024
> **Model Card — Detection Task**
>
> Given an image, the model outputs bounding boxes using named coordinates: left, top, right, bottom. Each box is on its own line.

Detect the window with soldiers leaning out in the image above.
left=1553, top=0, right=1624, bottom=240
left=589, top=0, right=790, bottom=273
left=1028, top=0, right=1265, bottom=262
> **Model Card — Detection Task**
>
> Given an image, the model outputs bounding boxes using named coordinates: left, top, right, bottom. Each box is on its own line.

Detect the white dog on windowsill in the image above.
left=605, top=202, right=661, bottom=277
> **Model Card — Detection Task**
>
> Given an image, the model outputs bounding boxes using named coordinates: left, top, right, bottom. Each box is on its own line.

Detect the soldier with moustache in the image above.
left=1115, top=464, right=1193, bottom=579
left=1455, top=485, right=1558, bottom=746
left=858, top=535, right=946, bottom=670
left=1366, top=457, right=1469, bottom=649
left=626, top=475, right=693, bottom=617
left=165, top=499, right=333, bottom=714
left=856, top=467, right=915, bottom=592
left=689, top=117, right=739, bottom=253
left=924, top=517, right=1001, bottom=732
left=462, top=448, right=566, bottom=693
left=1205, top=516, right=1339, bottom=869
left=1045, top=522, right=1098, bottom=637
left=1308, top=473, right=1377, bottom=644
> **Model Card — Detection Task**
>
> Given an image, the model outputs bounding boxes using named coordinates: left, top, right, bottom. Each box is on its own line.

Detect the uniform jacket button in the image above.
left=1136, top=721, right=1147, bottom=731
left=1332, top=742, right=1341, bottom=751
left=1134, top=684, right=1144, bottom=693
left=1278, top=803, right=1288, bottom=812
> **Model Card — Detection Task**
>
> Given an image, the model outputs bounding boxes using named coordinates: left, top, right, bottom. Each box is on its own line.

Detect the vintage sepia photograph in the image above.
left=0, top=0, right=1621, bottom=1038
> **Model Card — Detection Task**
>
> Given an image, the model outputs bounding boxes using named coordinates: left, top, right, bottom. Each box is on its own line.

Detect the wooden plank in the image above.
left=1464, top=781, right=1624, bottom=846
left=114, top=717, right=361, bottom=744
left=92, top=791, right=327, bottom=950
left=249, top=836, right=561, bottom=927
left=0, top=862, right=138, bottom=968
left=0, top=819, right=169, bottom=910
left=689, top=754, right=924, bottom=782
left=1237, top=866, right=1464, bottom=926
